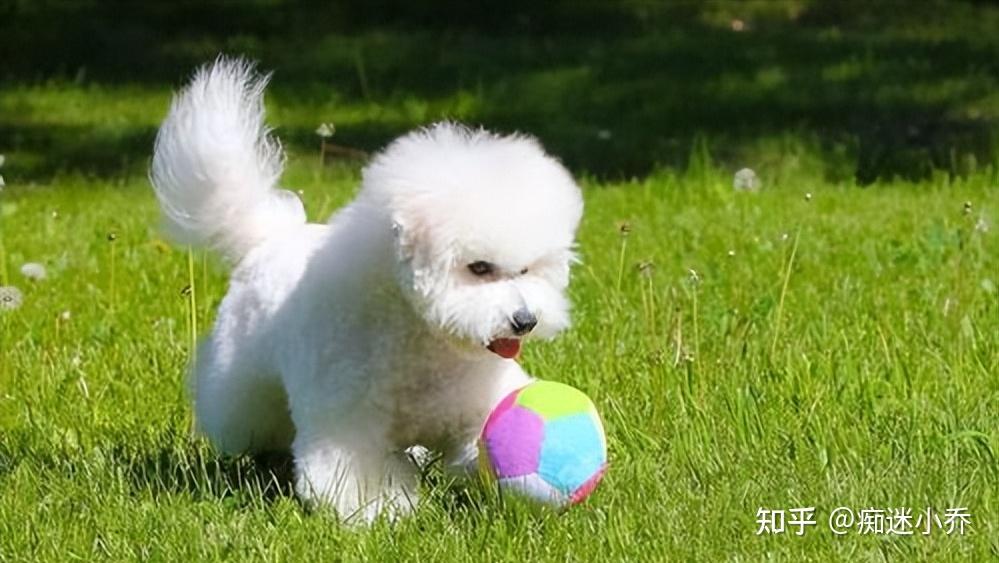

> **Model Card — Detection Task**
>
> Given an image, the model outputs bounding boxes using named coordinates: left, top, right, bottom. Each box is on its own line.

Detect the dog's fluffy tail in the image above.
left=151, top=57, right=305, bottom=262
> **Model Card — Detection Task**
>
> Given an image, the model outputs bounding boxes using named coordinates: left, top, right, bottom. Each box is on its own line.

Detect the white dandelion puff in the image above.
left=596, top=129, right=612, bottom=140
left=637, top=260, right=655, bottom=278
left=733, top=168, right=760, bottom=191
left=20, top=262, right=47, bottom=281
left=59, top=310, right=72, bottom=321
left=0, top=286, right=23, bottom=310
left=805, top=192, right=812, bottom=201
left=975, top=217, right=989, bottom=233
left=315, top=123, right=335, bottom=138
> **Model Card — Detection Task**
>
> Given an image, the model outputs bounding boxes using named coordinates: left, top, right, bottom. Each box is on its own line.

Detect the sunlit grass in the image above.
left=2, top=8, right=999, bottom=553
left=0, top=146, right=996, bottom=559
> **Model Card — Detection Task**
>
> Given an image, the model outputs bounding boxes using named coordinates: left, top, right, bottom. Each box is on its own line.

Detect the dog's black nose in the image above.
left=511, top=309, right=538, bottom=336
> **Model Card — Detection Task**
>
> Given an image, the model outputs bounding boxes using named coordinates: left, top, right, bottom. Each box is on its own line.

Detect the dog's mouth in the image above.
left=486, top=338, right=521, bottom=359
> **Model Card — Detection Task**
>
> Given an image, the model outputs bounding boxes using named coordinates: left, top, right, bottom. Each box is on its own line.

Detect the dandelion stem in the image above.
left=615, top=236, right=628, bottom=293
left=770, top=228, right=801, bottom=357
left=645, top=274, right=657, bottom=338
left=673, top=310, right=683, bottom=366
left=639, top=274, right=649, bottom=326
left=692, top=285, right=701, bottom=371
left=187, top=247, right=198, bottom=363
left=0, top=237, right=7, bottom=286
left=354, top=47, right=371, bottom=101
left=202, top=251, right=209, bottom=321
left=109, top=237, right=116, bottom=313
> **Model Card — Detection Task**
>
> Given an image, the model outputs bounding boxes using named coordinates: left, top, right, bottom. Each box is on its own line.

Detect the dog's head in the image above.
left=363, top=123, right=583, bottom=359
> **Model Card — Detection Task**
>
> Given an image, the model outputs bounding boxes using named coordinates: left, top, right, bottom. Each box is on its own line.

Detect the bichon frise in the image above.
left=150, top=58, right=583, bottom=523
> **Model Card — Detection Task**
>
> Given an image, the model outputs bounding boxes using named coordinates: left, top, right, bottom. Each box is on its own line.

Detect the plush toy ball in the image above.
left=478, top=380, right=607, bottom=507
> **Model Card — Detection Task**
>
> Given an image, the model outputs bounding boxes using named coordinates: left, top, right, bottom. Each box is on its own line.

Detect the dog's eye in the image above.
left=520, top=267, right=528, bottom=275
left=467, top=261, right=495, bottom=276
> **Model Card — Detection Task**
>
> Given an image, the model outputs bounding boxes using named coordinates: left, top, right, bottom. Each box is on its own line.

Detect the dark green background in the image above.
left=4, top=0, right=999, bottom=182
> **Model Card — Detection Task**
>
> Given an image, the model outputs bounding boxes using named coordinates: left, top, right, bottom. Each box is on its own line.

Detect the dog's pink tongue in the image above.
left=487, top=338, right=521, bottom=359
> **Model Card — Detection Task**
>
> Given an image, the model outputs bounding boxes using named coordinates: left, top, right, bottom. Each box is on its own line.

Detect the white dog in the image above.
left=150, top=58, right=583, bottom=523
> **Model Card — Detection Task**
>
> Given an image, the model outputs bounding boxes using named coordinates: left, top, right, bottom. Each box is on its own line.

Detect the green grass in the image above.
left=2, top=2, right=999, bottom=558
left=1, top=148, right=996, bottom=559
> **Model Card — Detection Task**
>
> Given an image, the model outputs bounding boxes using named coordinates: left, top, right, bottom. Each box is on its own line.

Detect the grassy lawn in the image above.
left=1, top=149, right=996, bottom=560
left=1, top=1, right=998, bottom=560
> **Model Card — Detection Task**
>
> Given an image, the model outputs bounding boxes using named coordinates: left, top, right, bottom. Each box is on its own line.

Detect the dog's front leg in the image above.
left=292, top=429, right=419, bottom=525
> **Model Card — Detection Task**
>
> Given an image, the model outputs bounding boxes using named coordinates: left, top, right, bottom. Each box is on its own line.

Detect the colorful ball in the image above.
left=477, top=380, right=607, bottom=507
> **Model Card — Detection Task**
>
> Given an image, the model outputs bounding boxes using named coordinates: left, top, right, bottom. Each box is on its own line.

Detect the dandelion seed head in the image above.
left=975, top=217, right=989, bottom=233
left=597, top=129, right=612, bottom=140
left=733, top=168, right=760, bottom=191
left=59, top=310, right=72, bottom=321
left=805, top=192, right=812, bottom=201
left=687, top=268, right=701, bottom=285
left=637, top=261, right=655, bottom=277
left=0, top=286, right=23, bottom=310
left=106, top=232, right=117, bottom=242
left=963, top=201, right=972, bottom=215
left=618, top=221, right=632, bottom=236
left=315, top=123, right=335, bottom=138
left=51, top=210, right=58, bottom=219
left=727, top=250, right=736, bottom=257
left=20, top=262, right=47, bottom=280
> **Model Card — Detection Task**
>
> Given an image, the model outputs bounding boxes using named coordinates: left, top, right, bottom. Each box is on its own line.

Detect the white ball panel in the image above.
left=498, top=474, right=569, bottom=507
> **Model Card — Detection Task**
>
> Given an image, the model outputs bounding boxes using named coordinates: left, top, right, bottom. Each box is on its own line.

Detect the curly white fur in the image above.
left=151, top=57, right=583, bottom=524
left=150, top=58, right=305, bottom=261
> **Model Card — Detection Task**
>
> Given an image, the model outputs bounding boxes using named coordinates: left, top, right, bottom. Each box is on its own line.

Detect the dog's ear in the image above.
left=391, top=214, right=419, bottom=263
left=391, top=213, right=454, bottom=297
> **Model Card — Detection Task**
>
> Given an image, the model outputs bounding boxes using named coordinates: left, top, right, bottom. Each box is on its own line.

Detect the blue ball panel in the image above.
left=537, top=413, right=607, bottom=494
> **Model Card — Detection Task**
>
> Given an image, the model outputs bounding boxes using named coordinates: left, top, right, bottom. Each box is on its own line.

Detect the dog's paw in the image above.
left=297, top=475, right=419, bottom=525
left=344, top=490, right=418, bottom=526
left=294, top=450, right=419, bottom=525
left=443, top=441, right=481, bottom=479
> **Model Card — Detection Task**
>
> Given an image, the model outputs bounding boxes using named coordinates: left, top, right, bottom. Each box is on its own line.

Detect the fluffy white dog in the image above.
left=151, top=58, right=583, bottom=523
